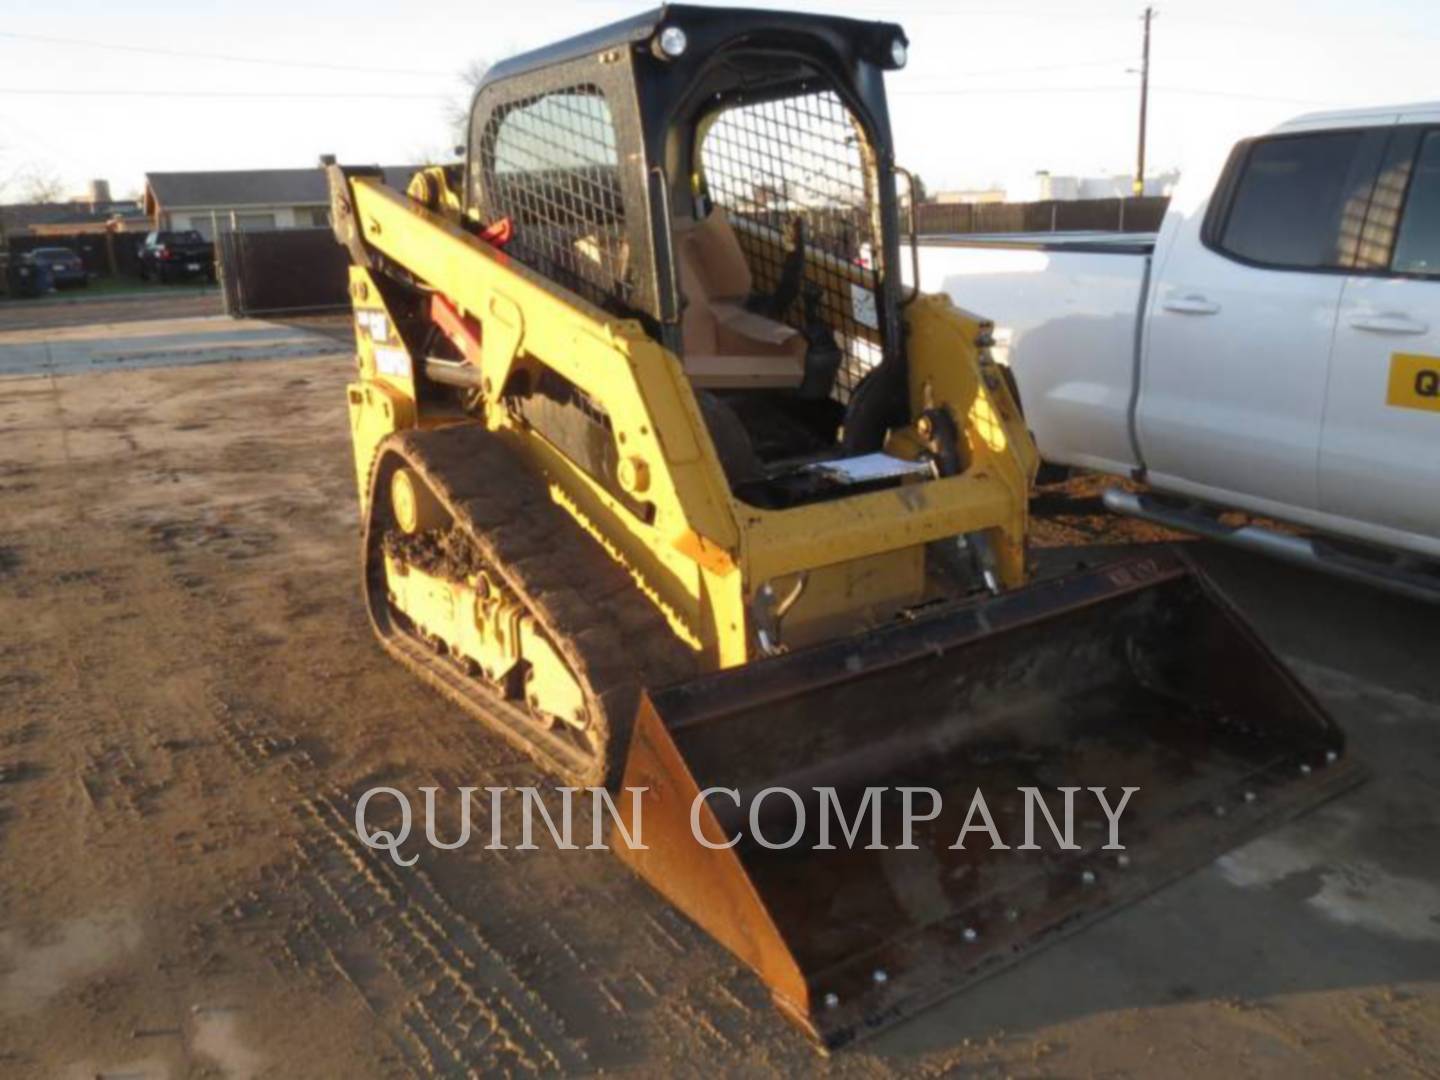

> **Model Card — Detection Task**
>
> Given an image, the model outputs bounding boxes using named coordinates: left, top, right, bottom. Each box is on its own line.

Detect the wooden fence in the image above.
left=914, top=196, right=1169, bottom=235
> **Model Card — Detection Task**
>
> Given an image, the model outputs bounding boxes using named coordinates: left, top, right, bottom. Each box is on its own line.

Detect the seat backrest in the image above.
left=673, top=207, right=752, bottom=301
left=672, top=208, right=806, bottom=391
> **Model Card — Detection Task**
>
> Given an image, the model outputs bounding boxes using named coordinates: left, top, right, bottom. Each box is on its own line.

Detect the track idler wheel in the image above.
left=391, top=466, right=449, bottom=535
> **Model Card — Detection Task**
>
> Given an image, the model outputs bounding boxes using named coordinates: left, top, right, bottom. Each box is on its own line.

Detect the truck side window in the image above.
left=1214, top=131, right=1379, bottom=270
left=1391, top=132, right=1440, bottom=276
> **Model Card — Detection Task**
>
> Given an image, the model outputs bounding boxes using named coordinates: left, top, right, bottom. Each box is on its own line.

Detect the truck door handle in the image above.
left=1161, top=294, right=1220, bottom=315
left=1347, top=312, right=1429, bottom=335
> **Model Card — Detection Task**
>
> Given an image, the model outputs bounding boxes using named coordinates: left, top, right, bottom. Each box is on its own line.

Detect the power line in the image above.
left=900, top=56, right=1134, bottom=80
left=893, top=86, right=1134, bottom=96
left=838, top=6, right=1137, bottom=21
left=0, top=88, right=447, bottom=100
left=0, top=29, right=452, bottom=78
left=0, top=83, right=1336, bottom=107
left=1154, top=86, right=1337, bottom=107
left=1158, top=12, right=1440, bottom=43
left=892, top=84, right=1334, bottom=106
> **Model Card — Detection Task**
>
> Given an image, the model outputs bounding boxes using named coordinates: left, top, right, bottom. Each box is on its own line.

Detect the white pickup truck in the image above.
left=914, top=101, right=1440, bottom=600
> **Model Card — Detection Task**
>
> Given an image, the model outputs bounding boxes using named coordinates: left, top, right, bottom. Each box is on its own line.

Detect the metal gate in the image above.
left=216, top=227, right=351, bottom=318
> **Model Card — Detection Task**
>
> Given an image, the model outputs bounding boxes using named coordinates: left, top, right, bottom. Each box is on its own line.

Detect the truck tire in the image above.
left=997, top=363, right=1069, bottom=485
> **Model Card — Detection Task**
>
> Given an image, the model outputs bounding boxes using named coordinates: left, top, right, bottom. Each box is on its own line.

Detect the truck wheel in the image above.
left=994, top=363, right=1069, bottom=485
left=1035, top=461, right=1071, bottom=486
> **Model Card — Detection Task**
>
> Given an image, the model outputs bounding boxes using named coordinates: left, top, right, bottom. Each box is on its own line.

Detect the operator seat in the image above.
left=672, top=209, right=807, bottom=391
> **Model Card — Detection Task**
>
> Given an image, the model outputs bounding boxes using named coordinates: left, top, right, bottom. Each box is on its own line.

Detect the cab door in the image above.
left=1138, top=126, right=1389, bottom=509
left=1321, top=123, right=1440, bottom=549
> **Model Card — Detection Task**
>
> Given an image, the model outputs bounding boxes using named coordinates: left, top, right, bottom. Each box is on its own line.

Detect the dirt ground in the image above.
left=0, top=290, right=222, bottom=333
left=0, top=304, right=1436, bottom=1077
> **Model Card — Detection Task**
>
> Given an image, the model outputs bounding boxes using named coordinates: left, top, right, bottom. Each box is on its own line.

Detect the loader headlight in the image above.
left=889, top=37, right=908, bottom=69
left=655, top=26, right=688, bottom=60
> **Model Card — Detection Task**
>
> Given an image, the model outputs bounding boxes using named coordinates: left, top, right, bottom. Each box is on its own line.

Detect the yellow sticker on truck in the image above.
left=1386, top=353, right=1440, bottom=413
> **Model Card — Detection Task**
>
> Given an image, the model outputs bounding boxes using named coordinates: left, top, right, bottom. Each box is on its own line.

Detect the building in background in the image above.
left=1017, top=169, right=1181, bottom=202
left=0, top=178, right=147, bottom=238
left=143, top=166, right=420, bottom=238
left=929, top=187, right=1007, bottom=205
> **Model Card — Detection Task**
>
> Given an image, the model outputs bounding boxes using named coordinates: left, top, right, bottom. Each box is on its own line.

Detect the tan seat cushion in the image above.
left=673, top=209, right=805, bottom=390
left=675, top=207, right=753, bottom=297
left=574, top=230, right=629, bottom=282
left=682, top=353, right=805, bottom=390
left=710, top=300, right=798, bottom=347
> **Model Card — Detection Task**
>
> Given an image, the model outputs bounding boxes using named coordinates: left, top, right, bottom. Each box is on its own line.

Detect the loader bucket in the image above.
left=614, top=550, right=1362, bottom=1049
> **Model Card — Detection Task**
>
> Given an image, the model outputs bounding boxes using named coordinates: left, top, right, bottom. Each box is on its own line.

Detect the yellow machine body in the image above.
left=323, top=6, right=1354, bottom=1050
left=341, top=175, right=1035, bottom=671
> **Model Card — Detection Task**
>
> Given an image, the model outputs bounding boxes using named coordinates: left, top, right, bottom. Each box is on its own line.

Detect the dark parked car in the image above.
left=138, top=230, right=216, bottom=284
left=28, top=246, right=87, bottom=288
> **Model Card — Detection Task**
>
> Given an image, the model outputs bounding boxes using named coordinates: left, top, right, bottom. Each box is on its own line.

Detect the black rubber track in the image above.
left=362, top=423, right=697, bottom=788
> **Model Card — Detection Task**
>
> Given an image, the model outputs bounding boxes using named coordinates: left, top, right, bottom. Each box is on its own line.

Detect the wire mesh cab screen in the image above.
left=699, top=89, right=886, bottom=396
left=475, top=85, right=635, bottom=315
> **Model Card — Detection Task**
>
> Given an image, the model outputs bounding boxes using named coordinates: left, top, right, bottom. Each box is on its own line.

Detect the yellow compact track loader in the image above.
left=326, top=6, right=1359, bottom=1048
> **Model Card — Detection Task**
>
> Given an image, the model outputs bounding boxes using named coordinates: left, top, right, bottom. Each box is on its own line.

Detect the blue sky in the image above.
left=1, top=0, right=1437, bottom=201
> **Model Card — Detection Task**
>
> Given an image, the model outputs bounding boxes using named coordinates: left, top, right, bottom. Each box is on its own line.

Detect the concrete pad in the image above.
left=0, top=316, right=347, bottom=379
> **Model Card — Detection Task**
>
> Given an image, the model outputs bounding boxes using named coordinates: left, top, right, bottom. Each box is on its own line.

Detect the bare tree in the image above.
left=408, top=145, right=454, bottom=168
left=447, top=59, right=492, bottom=146
left=13, top=166, right=66, bottom=203
left=0, top=146, right=20, bottom=201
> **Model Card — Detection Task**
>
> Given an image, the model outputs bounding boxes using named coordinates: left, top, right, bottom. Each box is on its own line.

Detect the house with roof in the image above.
left=142, top=165, right=420, bottom=238
left=1, top=180, right=148, bottom=239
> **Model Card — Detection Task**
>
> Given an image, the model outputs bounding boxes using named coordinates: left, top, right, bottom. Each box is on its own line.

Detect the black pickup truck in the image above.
left=138, top=230, right=216, bottom=283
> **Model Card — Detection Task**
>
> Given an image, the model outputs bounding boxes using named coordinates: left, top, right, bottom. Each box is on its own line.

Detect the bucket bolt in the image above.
left=1116, top=853, right=1131, bottom=869
left=1081, top=869, right=1097, bottom=886
left=872, top=970, right=888, bottom=985
left=823, top=992, right=839, bottom=1009
left=1299, top=763, right=1313, bottom=776
left=962, top=927, right=979, bottom=943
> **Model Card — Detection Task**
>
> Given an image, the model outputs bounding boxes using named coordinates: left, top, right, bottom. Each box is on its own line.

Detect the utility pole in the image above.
left=1134, top=6, right=1154, bottom=197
